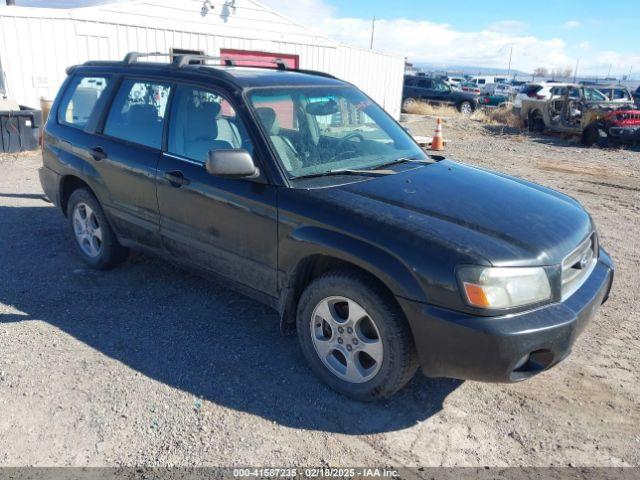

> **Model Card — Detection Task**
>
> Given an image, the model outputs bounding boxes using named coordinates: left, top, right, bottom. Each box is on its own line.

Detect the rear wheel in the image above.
left=458, top=101, right=473, bottom=115
left=582, top=123, right=605, bottom=147
left=528, top=110, right=544, bottom=132
left=296, top=270, right=418, bottom=401
left=67, top=188, right=128, bottom=269
left=402, top=97, right=417, bottom=111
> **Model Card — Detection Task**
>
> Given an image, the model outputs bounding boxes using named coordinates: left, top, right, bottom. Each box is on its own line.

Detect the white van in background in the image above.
left=469, top=75, right=510, bottom=87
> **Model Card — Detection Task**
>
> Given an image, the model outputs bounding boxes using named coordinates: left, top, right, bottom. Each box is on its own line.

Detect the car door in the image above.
left=157, top=83, right=278, bottom=297
left=47, top=74, right=113, bottom=200
left=416, top=78, right=436, bottom=102
left=403, top=77, right=419, bottom=100
left=431, top=80, right=453, bottom=105
left=94, top=77, right=172, bottom=249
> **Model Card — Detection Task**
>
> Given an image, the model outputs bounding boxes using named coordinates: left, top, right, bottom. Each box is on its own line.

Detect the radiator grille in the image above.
left=561, top=234, right=597, bottom=300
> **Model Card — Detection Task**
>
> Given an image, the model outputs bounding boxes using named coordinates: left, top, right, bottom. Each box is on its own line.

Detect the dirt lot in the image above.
left=0, top=117, right=639, bottom=468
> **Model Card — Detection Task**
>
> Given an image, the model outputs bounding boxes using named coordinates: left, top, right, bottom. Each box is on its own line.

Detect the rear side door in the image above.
left=431, top=80, right=453, bottom=104
left=156, top=83, right=278, bottom=297
left=415, top=78, right=435, bottom=102
left=45, top=74, right=117, bottom=201
left=94, top=78, right=172, bottom=249
left=403, top=77, right=419, bottom=99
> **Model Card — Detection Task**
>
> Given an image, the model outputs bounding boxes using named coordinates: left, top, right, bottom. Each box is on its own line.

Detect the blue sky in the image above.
left=14, top=0, right=640, bottom=77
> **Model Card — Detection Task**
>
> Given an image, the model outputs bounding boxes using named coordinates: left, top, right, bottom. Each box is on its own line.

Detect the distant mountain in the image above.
left=412, top=62, right=530, bottom=77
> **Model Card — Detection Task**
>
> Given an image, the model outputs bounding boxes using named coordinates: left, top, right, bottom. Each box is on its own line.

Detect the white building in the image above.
left=0, top=0, right=404, bottom=118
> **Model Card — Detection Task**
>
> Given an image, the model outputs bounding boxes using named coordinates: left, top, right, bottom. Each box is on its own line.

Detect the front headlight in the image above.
left=457, top=266, right=551, bottom=309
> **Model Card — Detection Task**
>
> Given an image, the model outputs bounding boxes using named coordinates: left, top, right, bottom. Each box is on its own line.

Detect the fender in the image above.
left=277, top=225, right=428, bottom=332
left=50, top=138, right=110, bottom=213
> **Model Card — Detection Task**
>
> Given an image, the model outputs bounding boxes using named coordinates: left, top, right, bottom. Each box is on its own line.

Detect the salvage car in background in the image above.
left=478, top=92, right=512, bottom=109
left=595, top=85, right=635, bottom=103
left=481, top=83, right=515, bottom=97
left=520, top=84, right=640, bottom=146
left=460, top=82, right=482, bottom=95
left=403, top=75, right=478, bottom=114
left=514, top=82, right=571, bottom=109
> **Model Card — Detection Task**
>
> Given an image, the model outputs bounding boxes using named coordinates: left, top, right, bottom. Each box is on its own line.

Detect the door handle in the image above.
left=164, top=170, right=190, bottom=187
left=90, top=147, right=107, bottom=161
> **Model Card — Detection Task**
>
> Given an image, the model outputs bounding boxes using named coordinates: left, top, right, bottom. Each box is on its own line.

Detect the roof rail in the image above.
left=218, top=57, right=287, bottom=70
left=122, top=51, right=172, bottom=65
left=118, top=52, right=336, bottom=76
left=172, top=54, right=234, bottom=68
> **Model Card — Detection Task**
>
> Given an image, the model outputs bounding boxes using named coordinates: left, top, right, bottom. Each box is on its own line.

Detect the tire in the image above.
left=296, top=270, right=418, bottom=401
left=402, top=97, right=417, bottom=111
left=458, top=100, right=473, bottom=116
left=582, top=123, right=602, bottom=147
left=528, top=111, right=544, bottom=133
left=66, top=188, right=128, bottom=269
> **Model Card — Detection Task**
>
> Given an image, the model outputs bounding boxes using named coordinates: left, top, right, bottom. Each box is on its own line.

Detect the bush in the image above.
left=403, top=101, right=459, bottom=117
left=476, top=106, right=524, bottom=128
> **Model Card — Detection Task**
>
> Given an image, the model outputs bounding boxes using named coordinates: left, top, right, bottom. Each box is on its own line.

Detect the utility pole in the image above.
left=507, top=46, right=513, bottom=77
left=573, top=58, right=579, bottom=83
left=369, top=17, right=376, bottom=50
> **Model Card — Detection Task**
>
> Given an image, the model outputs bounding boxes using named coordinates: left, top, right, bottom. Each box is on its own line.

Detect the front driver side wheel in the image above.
left=296, top=270, right=418, bottom=401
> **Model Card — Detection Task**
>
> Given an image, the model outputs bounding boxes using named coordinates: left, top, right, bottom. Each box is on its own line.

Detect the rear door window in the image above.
left=103, top=79, right=171, bottom=149
left=57, top=76, right=108, bottom=128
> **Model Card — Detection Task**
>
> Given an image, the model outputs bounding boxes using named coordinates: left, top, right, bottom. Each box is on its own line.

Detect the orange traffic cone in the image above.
left=430, top=117, right=445, bottom=151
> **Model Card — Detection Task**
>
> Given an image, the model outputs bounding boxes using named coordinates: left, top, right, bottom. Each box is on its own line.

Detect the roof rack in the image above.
left=217, top=56, right=288, bottom=70
left=121, top=51, right=288, bottom=70
left=172, top=54, right=234, bottom=68
left=122, top=52, right=172, bottom=65
left=71, top=52, right=337, bottom=79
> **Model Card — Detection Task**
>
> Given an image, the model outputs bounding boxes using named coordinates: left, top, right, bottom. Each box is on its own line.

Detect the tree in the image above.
left=533, top=67, right=548, bottom=77
left=550, top=67, right=573, bottom=79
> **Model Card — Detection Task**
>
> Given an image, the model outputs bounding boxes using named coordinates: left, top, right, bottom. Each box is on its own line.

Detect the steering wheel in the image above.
left=326, top=132, right=365, bottom=163
left=337, top=132, right=365, bottom=148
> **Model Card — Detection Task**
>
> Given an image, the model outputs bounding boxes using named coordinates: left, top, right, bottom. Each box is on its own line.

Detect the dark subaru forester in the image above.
left=39, top=52, right=614, bottom=401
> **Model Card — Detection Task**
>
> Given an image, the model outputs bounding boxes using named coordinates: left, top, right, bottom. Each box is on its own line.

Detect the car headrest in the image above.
left=255, top=107, right=280, bottom=135
left=128, top=104, right=158, bottom=125
left=186, top=101, right=221, bottom=141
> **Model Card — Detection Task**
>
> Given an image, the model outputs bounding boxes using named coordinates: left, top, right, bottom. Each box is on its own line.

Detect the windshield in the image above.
left=584, top=88, right=608, bottom=101
left=248, top=86, right=426, bottom=178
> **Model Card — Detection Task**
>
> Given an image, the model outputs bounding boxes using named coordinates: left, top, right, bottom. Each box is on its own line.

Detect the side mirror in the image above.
left=206, top=149, right=259, bottom=179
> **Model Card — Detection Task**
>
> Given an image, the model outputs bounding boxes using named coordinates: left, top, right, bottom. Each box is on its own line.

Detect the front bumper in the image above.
left=398, top=249, right=614, bottom=382
left=608, top=126, right=640, bottom=141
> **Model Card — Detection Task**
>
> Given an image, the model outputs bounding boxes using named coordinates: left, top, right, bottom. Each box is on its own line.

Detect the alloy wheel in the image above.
left=310, top=296, right=383, bottom=383
left=72, top=202, right=103, bottom=258
left=460, top=102, right=473, bottom=115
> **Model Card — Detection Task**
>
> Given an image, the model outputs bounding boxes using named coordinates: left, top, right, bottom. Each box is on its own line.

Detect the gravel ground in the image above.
left=0, top=117, right=638, bottom=468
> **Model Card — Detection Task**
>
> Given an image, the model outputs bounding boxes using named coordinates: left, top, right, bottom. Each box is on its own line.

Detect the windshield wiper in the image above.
left=374, top=155, right=435, bottom=169
left=292, top=168, right=396, bottom=180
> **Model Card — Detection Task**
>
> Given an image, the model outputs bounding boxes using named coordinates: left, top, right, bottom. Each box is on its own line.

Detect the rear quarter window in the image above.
left=57, top=76, right=108, bottom=128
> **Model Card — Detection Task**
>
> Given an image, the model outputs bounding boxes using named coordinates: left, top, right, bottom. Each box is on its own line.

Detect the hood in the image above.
left=335, top=159, right=593, bottom=266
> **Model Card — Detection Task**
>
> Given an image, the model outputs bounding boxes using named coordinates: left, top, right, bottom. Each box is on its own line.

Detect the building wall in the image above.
left=0, top=0, right=404, bottom=118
